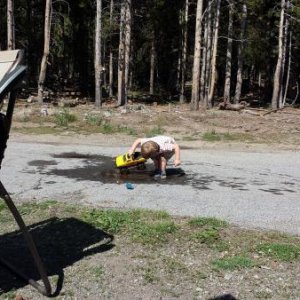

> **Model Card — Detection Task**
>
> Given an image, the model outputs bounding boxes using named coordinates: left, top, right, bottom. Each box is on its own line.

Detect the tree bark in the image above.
left=283, top=30, right=292, bottom=107
left=191, top=0, right=204, bottom=110
left=234, top=3, right=247, bottom=104
left=37, top=0, right=52, bottom=103
left=124, top=0, right=132, bottom=104
left=200, top=10, right=208, bottom=106
left=149, top=38, right=155, bottom=95
left=204, top=2, right=212, bottom=108
left=180, top=0, right=189, bottom=103
left=279, top=8, right=290, bottom=107
left=117, top=1, right=126, bottom=106
left=109, top=0, right=114, bottom=98
left=271, top=0, right=286, bottom=110
left=7, top=0, right=15, bottom=50
left=223, top=1, right=234, bottom=104
left=207, top=0, right=221, bottom=108
left=95, top=0, right=102, bottom=107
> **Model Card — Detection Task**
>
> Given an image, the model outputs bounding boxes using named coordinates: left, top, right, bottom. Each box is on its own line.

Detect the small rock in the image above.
left=224, top=273, right=232, bottom=280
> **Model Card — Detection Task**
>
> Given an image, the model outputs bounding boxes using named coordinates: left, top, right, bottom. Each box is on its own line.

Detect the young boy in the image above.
left=128, top=135, right=181, bottom=179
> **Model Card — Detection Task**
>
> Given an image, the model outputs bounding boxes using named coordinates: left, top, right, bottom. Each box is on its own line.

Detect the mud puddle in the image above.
left=29, top=152, right=187, bottom=186
left=27, top=152, right=296, bottom=193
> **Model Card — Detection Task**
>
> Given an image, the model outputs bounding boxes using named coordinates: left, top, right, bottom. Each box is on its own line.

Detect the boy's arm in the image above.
left=173, top=143, right=181, bottom=166
left=128, top=138, right=142, bottom=155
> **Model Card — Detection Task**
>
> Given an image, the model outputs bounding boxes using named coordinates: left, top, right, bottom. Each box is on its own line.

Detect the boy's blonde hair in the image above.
left=141, top=141, right=159, bottom=159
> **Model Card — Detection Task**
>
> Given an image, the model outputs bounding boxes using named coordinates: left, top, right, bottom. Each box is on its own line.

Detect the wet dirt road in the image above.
left=1, top=141, right=300, bottom=235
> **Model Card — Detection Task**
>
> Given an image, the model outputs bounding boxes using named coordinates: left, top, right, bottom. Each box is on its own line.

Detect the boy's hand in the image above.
left=174, top=159, right=181, bottom=167
left=128, top=149, right=134, bottom=156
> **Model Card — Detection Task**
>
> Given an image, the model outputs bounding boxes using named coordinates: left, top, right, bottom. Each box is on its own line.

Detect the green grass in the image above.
left=2, top=199, right=300, bottom=296
left=82, top=208, right=176, bottom=245
left=188, top=217, right=228, bottom=228
left=212, top=255, right=255, bottom=270
left=100, top=122, right=114, bottom=134
left=15, top=126, right=62, bottom=135
left=190, top=227, right=221, bottom=244
left=132, top=221, right=177, bottom=244
left=91, top=266, right=105, bottom=280
left=142, top=266, right=159, bottom=283
left=257, top=243, right=300, bottom=261
left=145, top=126, right=165, bottom=137
left=82, top=209, right=132, bottom=233
left=17, top=201, right=58, bottom=215
left=202, top=130, right=254, bottom=142
left=0, top=202, right=6, bottom=212
left=116, top=125, right=137, bottom=135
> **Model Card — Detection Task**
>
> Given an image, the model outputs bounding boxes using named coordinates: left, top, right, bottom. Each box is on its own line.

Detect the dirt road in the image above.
left=2, top=135, right=300, bottom=235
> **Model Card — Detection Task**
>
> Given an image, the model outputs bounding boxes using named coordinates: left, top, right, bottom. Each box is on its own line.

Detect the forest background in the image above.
left=1, top=0, right=300, bottom=111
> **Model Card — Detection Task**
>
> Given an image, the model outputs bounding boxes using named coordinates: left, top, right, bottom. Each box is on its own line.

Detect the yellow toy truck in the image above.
left=115, top=151, right=147, bottom=173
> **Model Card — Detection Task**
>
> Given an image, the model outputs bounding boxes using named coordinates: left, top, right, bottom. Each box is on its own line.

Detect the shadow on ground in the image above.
left=0, top=217, right=113, bottom=296
left=30, top=152, right=247, bottom=191
left=29, top=152, right=297, bottom=194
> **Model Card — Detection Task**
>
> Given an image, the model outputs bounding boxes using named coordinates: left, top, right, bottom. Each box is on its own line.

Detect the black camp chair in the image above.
left=0, top=50, right=52, bottom=296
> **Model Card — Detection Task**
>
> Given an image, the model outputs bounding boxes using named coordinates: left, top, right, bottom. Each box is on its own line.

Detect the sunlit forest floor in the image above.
left=11, top=99, right=300, bottom=150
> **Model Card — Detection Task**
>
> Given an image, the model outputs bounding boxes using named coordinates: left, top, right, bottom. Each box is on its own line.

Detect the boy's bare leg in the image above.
left=152, top=158, right=160, bottom=171
left=160, top=157, right=167, bottom=178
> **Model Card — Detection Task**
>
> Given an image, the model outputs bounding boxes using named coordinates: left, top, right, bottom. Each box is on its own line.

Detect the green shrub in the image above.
left=55, top=109, right=77, bottom=127
left=85, top=114, right=103, bottom=126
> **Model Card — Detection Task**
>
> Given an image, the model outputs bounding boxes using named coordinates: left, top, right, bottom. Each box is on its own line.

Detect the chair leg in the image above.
left=0, top=181, right=52, bottom=296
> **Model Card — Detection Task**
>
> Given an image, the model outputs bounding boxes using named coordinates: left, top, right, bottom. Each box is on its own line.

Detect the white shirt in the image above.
left=140, top=136, right=176, bottom=152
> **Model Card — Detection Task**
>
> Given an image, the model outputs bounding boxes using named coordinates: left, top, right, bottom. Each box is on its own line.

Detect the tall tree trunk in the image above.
left=124, top=0, right=132, bottom=104
left=37, top=0, right=52, bottom=103
left=117, top=1, right=126, bottom=106
left=95, top=0, right=102, bottom=107
left=191, top=0, right=204, bottom=110
left=7, top=0, right=15, bottom=50
left=200, top=11, right=208, bottom=105
left=282, top=29, right=292, bottom=107
left=109, top=0, right=114, bottom=98
left=234, top=3, right=247, bottom=103
left=149, top=38, right=156, bottom=95
left=204, top=2, right=212, bottom=107
left=279, top=10, right=290, bottom=107
left=176, top=48, right=181, bottom=94
left=271, top=0, right=286, bottom=110
left=223, top=1, right=234, bottom=103
left=207, top=0, right=221, bottom=108
left=180, top=0, right=189, bottom=103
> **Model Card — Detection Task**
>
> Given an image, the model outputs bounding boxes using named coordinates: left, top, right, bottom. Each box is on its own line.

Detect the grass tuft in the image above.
left=85, top=114, right=103, bottom=126
left=257, top=243, right=300, bottom=261
left=82, top=209, right=131, bottom=233
left=202, top=130, right=254, bottom=142
left=188, top=217, right=228, bottom=228
left=190, top=227, right=220, bottom=244
left=55, top=109, right=77, bottom=127
left=212, top=255, right=255, bottom=270
left=132, top=221, right=177, bottom=244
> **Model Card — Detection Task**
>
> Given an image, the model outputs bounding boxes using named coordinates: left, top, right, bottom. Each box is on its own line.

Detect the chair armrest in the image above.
left=0, top=65, right=27, bottom=103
